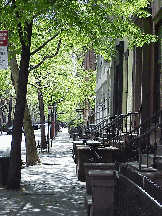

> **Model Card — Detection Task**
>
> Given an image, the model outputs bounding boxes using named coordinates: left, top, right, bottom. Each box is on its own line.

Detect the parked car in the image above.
left=7, top=126, right=13, bottom=135
left=7, top=126, right=24, bottom=135
left=32, top=124, right=38, bottom=130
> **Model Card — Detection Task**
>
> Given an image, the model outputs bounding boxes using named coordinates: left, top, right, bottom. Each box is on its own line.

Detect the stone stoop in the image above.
left=141, top=144, right=162, bottom=168
left=72, top=141, right=85, bottom=163
left=77, top=146, right=120, bottom=182
left=126, top=133, right=162, bottom=188
left=84, top=163, right=115, bottom=195
left=84, top=163, right=115, bottom=216
left=142, top=154, right=156, bottom=167
left=89, top=170, right=114, bottom=216
left=127, top=161, right=162, bottom=187
left=98, top=137, right=108, bottom=145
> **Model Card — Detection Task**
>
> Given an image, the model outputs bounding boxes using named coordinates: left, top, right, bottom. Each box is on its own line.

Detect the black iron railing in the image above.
left=78, top=108, right=162, bottom=169
left=127, top=109, right=162, bottom=171
left=114, top=169, right=162, bottom=215
left=94, top=112, right=139, bottom=160
left=114, top=164, right=162, bottom=215
left=95, top=109, right=162, bottom=169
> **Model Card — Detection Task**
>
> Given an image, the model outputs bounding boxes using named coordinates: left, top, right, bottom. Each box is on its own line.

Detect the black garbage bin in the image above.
left=0, top=157, right=10, bottom=185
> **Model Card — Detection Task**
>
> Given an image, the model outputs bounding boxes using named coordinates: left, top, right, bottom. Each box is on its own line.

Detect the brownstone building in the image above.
left=82, top=50, right=96, bottom=125
left=96, top=1, right=162, bottom=125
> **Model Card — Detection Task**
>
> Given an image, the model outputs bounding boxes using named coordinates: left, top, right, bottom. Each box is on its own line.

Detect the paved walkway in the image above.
left=0, top=128, right=86, bottom=216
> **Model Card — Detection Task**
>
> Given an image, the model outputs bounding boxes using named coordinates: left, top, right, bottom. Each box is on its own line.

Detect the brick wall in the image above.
left=83, top=50, right=96, bottom=71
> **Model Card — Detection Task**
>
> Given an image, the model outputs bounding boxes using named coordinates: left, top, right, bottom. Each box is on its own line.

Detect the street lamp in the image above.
left=52, top=103, right=56, bottom=139
left=50, top=103, right=57, bottom=140
left=48, top=106, right=51, bottom=148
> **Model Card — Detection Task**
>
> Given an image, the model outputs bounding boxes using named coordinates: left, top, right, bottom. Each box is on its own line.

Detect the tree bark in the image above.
left=7, top=22, right=33, bottom=189
left=24, top=103, right=40, bottom=165
left=7, top=52, right=29, bottom=189
left=6, top=98, right=12, bottom=128
left=9, top=52, right=40, bottom=166
left=38, top=90, right=46, bottom=148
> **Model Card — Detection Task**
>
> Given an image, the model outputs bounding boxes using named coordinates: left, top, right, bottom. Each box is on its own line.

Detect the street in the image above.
left=0, top=125, right=48, bottom=160
left=0, top=132, right=26, bottom=158
left=0, top=128, right=86, bottom=216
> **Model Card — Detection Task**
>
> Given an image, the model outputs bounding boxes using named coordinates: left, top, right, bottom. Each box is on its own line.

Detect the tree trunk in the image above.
left=6, top=98, right=12, bottom=128
left=38, top=90, right=46, bottom=148
left=9, top=52, right=40, bottom=166
left=7, top=53, right=29, bottom=189
left=24, top=103, right=40, bottom=165
left=7, top=23, right=32, bottom=189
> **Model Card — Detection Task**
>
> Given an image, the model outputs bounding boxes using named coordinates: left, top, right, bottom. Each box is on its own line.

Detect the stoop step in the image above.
left=127, top=161, right=162, bottom=187
left=142, top=154, right=162, bottom=167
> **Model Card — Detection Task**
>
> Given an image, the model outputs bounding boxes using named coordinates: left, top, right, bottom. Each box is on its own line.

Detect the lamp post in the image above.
left=53, top=104, right=57, bottom=138
left=50, top=103, right=57, bottom=139
left=53, top=104, right=56, bottom=138
left=48, top=106, right=51, bottom=147
left=50, top=105, right=53, bottom=139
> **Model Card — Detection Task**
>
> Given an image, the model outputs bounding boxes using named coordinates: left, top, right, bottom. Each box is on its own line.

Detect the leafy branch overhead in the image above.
left=30, top=32, right=60, bottom=56
left=29, top=38, right=62, bottom=71
left=0, top=0, right=157, bottom=125
left=1, top=0, right=157, bottom=61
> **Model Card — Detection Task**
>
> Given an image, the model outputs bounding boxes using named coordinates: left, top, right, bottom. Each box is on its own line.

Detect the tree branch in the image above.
left=29, top=38, right=61, bottom=72
left=12, top=0, right=24, bottom=46
left=12, top=0, right=33, bottom=48
left=30, top=32, right=59, bottom=56
left=28, top=82, right=40, bottom=90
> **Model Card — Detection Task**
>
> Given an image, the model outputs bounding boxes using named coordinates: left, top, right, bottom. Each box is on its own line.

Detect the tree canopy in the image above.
left=1, top=0, right=157, bottom=61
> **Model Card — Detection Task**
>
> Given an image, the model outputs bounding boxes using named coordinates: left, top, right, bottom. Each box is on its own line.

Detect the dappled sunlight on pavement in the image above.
left=0, top=128, right=86, bottom=215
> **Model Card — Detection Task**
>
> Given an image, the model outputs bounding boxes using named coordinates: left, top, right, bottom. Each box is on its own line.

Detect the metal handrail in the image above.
left=103, top=112, right=140, bottom=147
left=83, top=108, right=162, bottom=171
left=126, top=109, right=162, bottom=171
left=88, top=109, right=162, bottom=172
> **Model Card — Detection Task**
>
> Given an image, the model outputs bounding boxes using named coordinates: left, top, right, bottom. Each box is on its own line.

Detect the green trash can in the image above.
left=0, top=157, right=10, bottom=185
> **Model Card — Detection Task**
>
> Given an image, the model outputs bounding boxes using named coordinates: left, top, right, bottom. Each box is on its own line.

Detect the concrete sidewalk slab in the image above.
left=0, top=128, right=86, bottom=216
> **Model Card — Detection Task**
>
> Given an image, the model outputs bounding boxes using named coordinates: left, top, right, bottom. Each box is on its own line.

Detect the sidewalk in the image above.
left=0, top=128, right=86, bottom=216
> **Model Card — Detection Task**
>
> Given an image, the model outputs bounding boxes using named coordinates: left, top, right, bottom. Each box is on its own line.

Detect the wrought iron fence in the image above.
left=114, top=168, right=162, bottom=215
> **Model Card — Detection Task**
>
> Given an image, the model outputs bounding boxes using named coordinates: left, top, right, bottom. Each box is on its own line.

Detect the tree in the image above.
left=9, top=53, right=40, bottom=166
left=56, top=68, right=96, bottom=126
left=28, top=47, right=83, bottom=133
left=0, top=0, right=58, bottom=189
left=0, top=0, right=157, bottom=189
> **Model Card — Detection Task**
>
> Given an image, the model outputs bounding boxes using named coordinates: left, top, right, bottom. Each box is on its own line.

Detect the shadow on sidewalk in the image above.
left=0, top=128, right=86, bottom=216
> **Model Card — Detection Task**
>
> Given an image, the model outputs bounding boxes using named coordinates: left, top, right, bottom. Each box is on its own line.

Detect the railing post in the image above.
left=139, top=138, right=142, bottom=172
left=124, top=140, right=126, bottom=164
left=138, top=109, right=141, bottom=125
left=130, top=114, right=132, bottom=132
left=146, top=137, right=149, bottom=168
left=125, top=114, right=128, bottom=133
left=153, top=141, right=157, bottom=166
